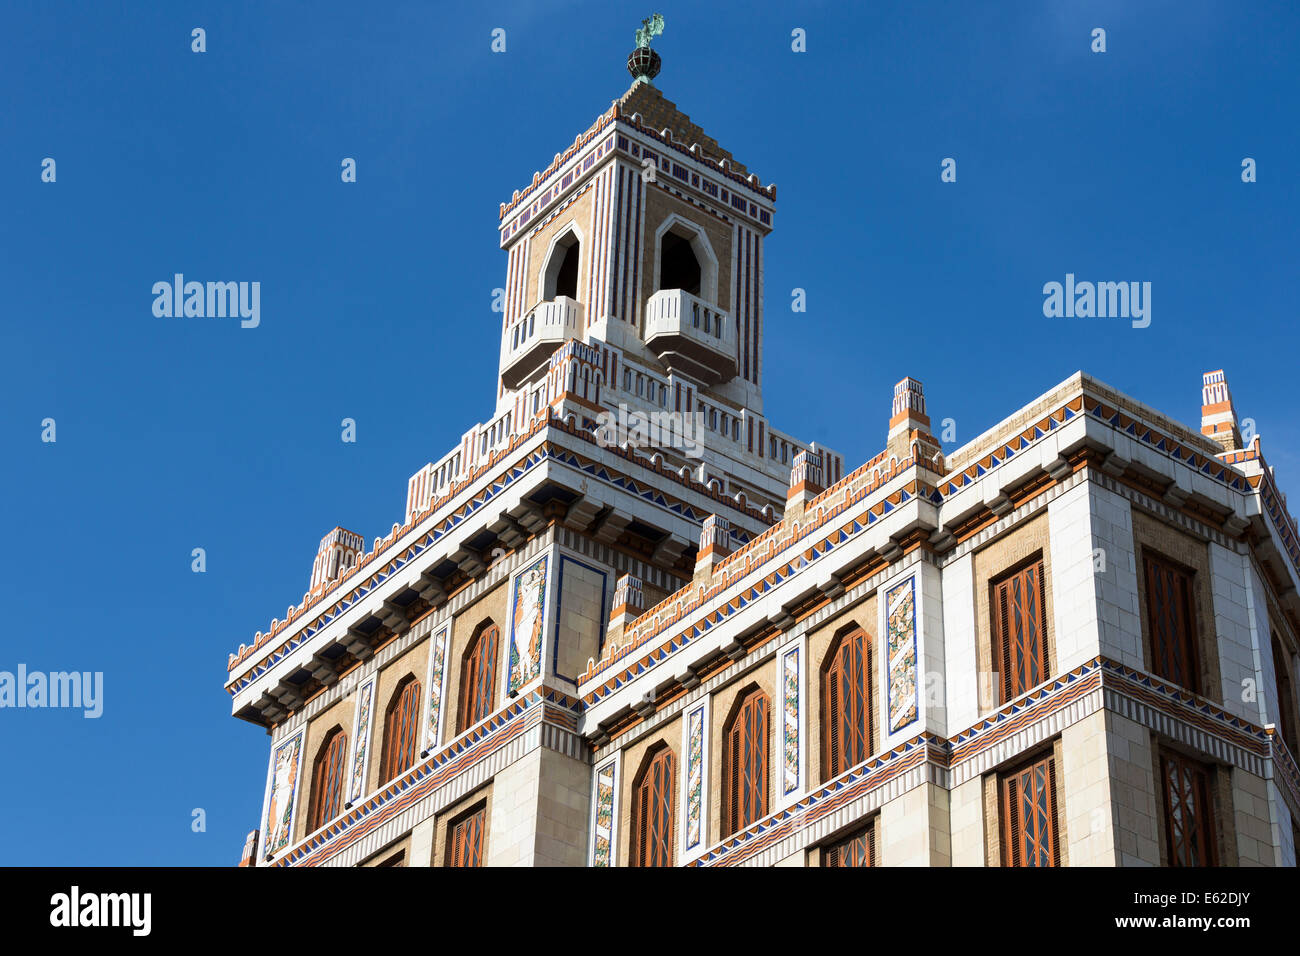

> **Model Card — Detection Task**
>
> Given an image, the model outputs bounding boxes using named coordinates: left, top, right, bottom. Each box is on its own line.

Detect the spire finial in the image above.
left=627, top=13, right=664, bottom=84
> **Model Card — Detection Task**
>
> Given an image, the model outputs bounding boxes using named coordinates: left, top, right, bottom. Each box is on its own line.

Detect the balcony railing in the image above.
left=644, top=289, right=736, bottom=384
left=500, top=296, right=583, bottom=389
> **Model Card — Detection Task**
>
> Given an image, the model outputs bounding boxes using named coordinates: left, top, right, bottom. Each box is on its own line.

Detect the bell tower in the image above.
left=494, top=16, right=835, bottom=514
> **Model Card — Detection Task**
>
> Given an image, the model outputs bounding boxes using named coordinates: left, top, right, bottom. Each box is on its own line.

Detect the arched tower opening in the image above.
left=543, top=230, right=581, bottom=301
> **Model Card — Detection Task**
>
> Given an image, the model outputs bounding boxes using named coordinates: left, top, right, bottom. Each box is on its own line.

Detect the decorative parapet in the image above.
left=580, top=372, right=1300, bottom=690
left=585, top=454, right=922, bottom=680
left=227, top=407, right=776, bottom=682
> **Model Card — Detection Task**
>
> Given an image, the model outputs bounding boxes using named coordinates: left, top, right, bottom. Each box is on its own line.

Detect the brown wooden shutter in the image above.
left=460, top=623, right=500, bottom=732
left=448, top=817, right=462, bottom=867
left=447, top=804, right=486, bottom=867
left=635, top=770, right=650, bottom=866
left=724, top=690, right=767, bottom=837
left=1145, top=556, right=1200, bottom=693
left=726, top=716, right=741, bottom=836
left=754, top=695, right=768, bottom=824
left=307, top=728, right=347, bottom=833
left=1037, top=562, right=1049, bottom=676
left=381, top=678, right=421, bottom=783
left=825, top=653, right=841, bottom=778
left=1002, top=774, right=1021, bottom=866
left=1047, top=755, right=1060, bottom=866
left=865, top=637, right=874, bottom=753
left=1161, top=752, right=1218, bottom=866
left=994, top=580, right=1012, bottom=704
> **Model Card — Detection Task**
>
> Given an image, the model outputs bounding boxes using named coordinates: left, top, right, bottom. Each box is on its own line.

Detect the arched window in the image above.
left=722, top=687, right=769, bottom=838
left=1273, top=634, right=1297, bottom=754
left=380, top=675, right=421, bottom=784
left=822, top=627, right=871, bottom=781
left=459, top=622, right=500, bottom=733
left=542, top=230, right=581, bottom=301
left=631, top=744, right=676, bottom=867
left=306, top=726, right=348, bottom=833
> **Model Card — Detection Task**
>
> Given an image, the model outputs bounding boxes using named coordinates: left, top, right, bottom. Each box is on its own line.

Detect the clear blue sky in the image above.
left=1, top=0, right=1296, bottom=865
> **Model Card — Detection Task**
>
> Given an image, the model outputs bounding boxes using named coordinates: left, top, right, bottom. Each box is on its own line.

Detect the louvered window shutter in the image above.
left=636, top=773, right=650, bottom=866
left=1047, top=756, right=1060, bottom=866
left=461, top=624, right=500, bottom=732
left=1003, top=774, right=1021, bottom=866
left=727, top=720, right=741, bottom=836
left=1145, top=556, right=1198, bottom=693
left=1036, top=563, right=1049, bottom=678
left=825, top=655, right=841, bottom=777
left=753, top=696, right=768, bottom=823
left=995, top=581, right=1012, bottom=704
left=451, top=820, right=465, bottom=866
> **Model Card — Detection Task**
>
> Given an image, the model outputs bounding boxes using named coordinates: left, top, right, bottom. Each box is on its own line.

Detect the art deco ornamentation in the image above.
left=593, top=762, right=616, bottom=866
left=264, top=731, right=303, bottom=854
left=887, top=577, right=918, bottom=733
left=425, top=626, right=449, bottom=747
left=349, top=677, right=375, bottom=802
left=782, top=648, right=800, bottom=795
left=509, top=555, right=549, bottom=693
left=686, top=705, right=705, bottom=848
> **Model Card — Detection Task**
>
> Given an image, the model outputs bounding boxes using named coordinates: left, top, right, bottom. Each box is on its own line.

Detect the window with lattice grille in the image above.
left=631, top=745, right=676, bottom=867
left=722, top=688, right=768, bottom=838
left=380, top=676, right=422, bottom=784
left=1160, top=751, right=1217, bottom=866
left=447, top=803, right=487, bottom=867
left=990, top=558, right=1049, bottom=705
left=307, top=727, right=348, bottom=833
left=1143, top=554, right=1199, bottom=693
left=822, top=628, right=871, bottom=781
left=999, top=752, right=1061, bottom=867
left=823, top=819, right=876, bottom=867
left=459, top=622, right=500, bottom=733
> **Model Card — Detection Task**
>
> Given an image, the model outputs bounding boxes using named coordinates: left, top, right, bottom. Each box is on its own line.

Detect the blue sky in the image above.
left=1, top=0, right=1296, bottom=864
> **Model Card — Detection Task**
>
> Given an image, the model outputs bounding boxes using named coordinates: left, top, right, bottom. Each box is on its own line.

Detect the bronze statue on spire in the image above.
left=627, top=13, right=664, bottom=83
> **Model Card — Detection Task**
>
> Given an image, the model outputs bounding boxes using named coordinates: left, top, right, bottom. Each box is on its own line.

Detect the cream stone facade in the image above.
left=227, top=58, right=1300, bottom=869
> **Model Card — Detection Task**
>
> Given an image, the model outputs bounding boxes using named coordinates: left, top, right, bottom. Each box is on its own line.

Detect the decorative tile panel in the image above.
left=508, top=554, right=549, bottom=694
left=349, top=676, right=375, bottom=803
left=425, top=625, right=449, bottom=748
left=782, top=647, right=800, bottom=795
left=887, top=576, right=918, bottom=733
left=592, top=760, right=616, bottom=867
left=686, top=705, right=705, bottom=850
left=263, top=730, right=304, bottom=855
